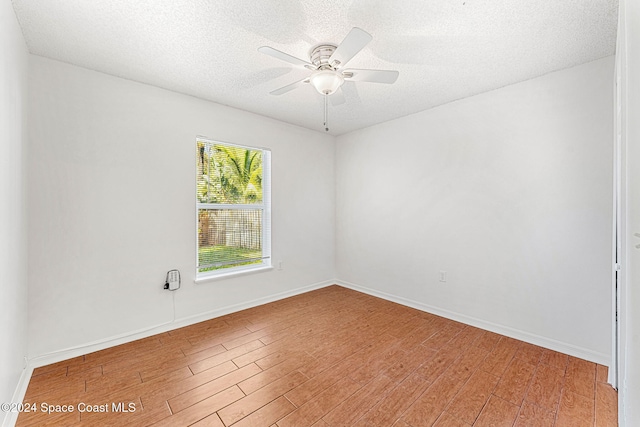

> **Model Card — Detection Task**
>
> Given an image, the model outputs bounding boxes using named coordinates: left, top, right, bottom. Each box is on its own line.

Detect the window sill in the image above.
left=194, top=265, right=273, bottom=284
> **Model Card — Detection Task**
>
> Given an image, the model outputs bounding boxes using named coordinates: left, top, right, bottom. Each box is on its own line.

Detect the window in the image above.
left=196, top=137, right=271, bottom=278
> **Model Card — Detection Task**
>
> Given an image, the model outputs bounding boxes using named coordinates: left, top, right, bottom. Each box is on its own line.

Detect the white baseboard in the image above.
left=1, top=366, right=33, bottom=427
left=28, top=279, right=335, bottom=369
left=336, top=279, right=611, bottom=367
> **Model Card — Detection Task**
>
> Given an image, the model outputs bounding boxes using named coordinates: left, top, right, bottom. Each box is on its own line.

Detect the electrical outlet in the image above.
left=277, top=260, right=283, bottom=271
left=439, top=270, right=447, bottom=282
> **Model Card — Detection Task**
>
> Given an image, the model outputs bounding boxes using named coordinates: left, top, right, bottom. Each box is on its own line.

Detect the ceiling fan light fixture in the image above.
left=309, top=70, right=344, bottom=95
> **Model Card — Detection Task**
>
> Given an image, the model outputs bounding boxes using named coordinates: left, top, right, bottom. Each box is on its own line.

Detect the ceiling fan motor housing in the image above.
left=309, top=44, right=339, bottom=69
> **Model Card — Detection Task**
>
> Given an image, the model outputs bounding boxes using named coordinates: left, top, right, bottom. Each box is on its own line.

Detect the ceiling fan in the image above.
left=258, top=27, right=399, bottom=131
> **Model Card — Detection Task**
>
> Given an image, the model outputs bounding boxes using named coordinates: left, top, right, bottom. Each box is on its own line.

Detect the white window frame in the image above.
left=195, top=137, right=271, bottom=282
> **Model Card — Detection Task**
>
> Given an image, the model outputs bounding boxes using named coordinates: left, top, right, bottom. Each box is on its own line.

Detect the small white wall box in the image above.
left=164, top=270, right=180, bottom=291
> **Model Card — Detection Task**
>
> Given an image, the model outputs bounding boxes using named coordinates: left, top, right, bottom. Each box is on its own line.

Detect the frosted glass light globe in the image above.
left=310, top=70, right=344, bottom=95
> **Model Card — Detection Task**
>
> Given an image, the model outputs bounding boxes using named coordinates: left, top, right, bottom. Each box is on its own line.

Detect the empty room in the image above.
left=2, top=1, right=640, bottom=426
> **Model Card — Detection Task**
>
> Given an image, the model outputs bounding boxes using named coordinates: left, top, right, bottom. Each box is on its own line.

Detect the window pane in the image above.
left=197, top=142, right=263, bottom=204
left=198, top=209, right=266, bottom=272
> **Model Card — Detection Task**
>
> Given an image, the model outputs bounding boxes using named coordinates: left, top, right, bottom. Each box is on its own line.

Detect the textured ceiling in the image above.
left=12, top=0, right=618, bottom=135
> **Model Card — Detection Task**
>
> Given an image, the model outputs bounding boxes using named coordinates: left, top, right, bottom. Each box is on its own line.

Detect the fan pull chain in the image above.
left=324, top=94, right=329, bottom=132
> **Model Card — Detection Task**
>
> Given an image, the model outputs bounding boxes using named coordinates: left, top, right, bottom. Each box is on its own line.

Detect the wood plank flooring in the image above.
left=16, top=285, right=618, bottom=426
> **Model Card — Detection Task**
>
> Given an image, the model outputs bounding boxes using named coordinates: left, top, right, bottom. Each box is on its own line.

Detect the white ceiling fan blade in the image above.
left=329, top=87, right=346, bottom=106
left=342, top=68, right=399, bottom=84
left=258, top=46, right=314, bottom=69
left=269, top=78, right=309, bottom=95
left=329, top=27, right=372, bottom=69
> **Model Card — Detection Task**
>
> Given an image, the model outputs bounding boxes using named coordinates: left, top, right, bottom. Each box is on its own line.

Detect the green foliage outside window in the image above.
left=197, top=142, right=263, bottom=204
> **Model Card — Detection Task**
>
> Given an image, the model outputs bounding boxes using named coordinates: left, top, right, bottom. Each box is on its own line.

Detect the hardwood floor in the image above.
left=16, top=285, right=618, bottom=426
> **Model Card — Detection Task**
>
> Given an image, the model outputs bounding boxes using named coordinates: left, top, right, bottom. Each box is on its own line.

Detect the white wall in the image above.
left=618, top=0, right=640, bottom=424
left=27, top=57, right=335, bottom=359
left=336, top=57, right=614, bottom=365
left=0, top=0, right=29, bottom=424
